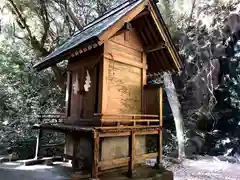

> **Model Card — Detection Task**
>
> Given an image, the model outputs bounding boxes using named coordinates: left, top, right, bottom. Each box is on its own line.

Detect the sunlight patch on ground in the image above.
left=170, top=156, right=240, bottom=180
left=182, top=158, right=228, bottom=171
left=15, top=165, right=53, bottom=170
left=3, top=162, right=21, bottom=166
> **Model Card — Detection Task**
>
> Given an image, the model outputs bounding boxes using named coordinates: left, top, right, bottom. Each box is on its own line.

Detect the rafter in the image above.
left=144, top=41, right=166, bottom=53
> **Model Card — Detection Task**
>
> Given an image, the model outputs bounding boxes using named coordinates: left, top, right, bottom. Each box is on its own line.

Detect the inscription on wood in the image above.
left=107, top=60, right=141, bottom=114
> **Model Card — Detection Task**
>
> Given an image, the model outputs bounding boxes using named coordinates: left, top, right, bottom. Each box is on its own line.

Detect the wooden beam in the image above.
left=138, top=30, right=149, bottom=46
left=92, top=131, right=99, bottom=179
left=99, top=132, right=131, bottom=138
left=128, top=130, right=135, bottom=178
left=143, top=16, right=160, bottom=43
left=99, top=157, right=129, bottom=170
left=132, top=10, right=150, bottom=21
left=101, top=119, right=159, bottom=122
left=135, top=130, right=158, bottom=135
left=157, top=87, right=163, bottom=165
left=148, top=1, right=181, bottom=71
left=104, top=54, right=146, bottom=70
left=141, top=52, right=147, bottom=115
left=136, top=20, right=167, bottom=71
left=137, top=152, right=157, bottom=160
left=157, top=48, right=173, bottom=71
left=99, top=1, right=147, bottom=41
left=94, top=113, right=159, bottom=118
left=124, top=21, right=132, bottom=31
left=101, top=58, right=109, bottom=114
left=144, top=41, right=166, bottom=53
left=65, top=71, right=72, bottom=117
left=72, top=137, right=78, bottom=172
left=97, top=56, right=104, bottom=114
left=69, top=41, right=103, bottom=59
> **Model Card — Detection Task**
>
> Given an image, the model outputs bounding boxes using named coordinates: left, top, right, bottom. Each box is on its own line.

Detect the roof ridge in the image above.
left=73, top=0, right=141, bottom=37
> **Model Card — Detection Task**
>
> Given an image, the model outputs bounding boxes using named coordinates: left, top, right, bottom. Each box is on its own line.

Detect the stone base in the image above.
left=72, top=166, right=174, bottom=180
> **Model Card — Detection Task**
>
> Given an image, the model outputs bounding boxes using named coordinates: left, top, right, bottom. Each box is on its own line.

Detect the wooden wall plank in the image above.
left=103, top=29, right=147, bottom=115
left=104, top=54, right=145, bottom=69
left=107, top=60, right=142, bottom=114
left=109, top=28, right=143, bottom=52
left=108, top=40, right=142, bottom=61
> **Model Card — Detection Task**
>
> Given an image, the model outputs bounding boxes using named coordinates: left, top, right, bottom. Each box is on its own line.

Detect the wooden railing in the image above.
left=94, top=113, right=160, bottom=127
left=36, top=113, right=160, bottom=129
left=37, top=113, right=66, bottom=124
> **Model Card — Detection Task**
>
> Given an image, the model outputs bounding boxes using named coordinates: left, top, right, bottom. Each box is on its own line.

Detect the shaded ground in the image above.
left=0, top=161, right=71, bottom=180
left=168, top=156, right=240, bottom=180
left=0, top=156, right=240, bottom=180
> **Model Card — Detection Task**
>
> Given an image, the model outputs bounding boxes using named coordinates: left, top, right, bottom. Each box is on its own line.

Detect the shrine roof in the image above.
left=33, top=0, right=144, bottom=71
left=33, top=0, right=183, bottom=72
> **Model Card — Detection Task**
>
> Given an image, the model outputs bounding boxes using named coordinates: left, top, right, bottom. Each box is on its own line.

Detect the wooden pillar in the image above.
left=65, top=71, right=72, bottom=117
left=72, top=136, right=78, bottom=172
left=92, top=131, right=99, bottom=179
left=79, top=68, right=85, bottom=118
left=141, top=52, right=147, bottom=114
left=128, top=130, right=135, bottom=178
left=157, top=87, right=163, bottom=165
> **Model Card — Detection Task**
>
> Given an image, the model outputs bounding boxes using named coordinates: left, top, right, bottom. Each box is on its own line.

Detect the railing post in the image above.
left=128, top=129, right=135, bottom=178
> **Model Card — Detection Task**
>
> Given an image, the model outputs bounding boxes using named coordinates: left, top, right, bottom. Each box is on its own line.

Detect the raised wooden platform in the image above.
left=33, top=112, right=164, bottom=179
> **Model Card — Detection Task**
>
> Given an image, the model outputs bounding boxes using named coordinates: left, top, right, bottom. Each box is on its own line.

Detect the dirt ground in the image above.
left=0, top=156, right=240, bottom=180
left=0, top=161, right=71, bottom=180
left=169, top=156, right=240, bottom=180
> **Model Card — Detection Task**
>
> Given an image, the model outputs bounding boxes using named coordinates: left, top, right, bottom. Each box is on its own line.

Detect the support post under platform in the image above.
left=128, top=130, right=136, bottom=178
left=91, top=131, right=99, bottom=180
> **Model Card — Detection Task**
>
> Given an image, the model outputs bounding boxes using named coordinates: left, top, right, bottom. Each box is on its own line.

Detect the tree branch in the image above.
left=39, top=0, right=50, bottom=47
left=7, top=0, right=48, bottom=57
left=7, top=0, right=33, bottom=39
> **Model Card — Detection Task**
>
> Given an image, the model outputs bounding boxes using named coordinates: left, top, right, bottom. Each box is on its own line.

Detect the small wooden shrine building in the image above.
left=33, top=0, right=182, bottom=179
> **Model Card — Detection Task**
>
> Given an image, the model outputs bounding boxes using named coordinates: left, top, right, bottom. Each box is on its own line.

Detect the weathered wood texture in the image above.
left=68, top=48, right=103, bottom=119
left=157, top=87, right=163, bottom=164
left=101, top=135, right=146, bottom=162
left=65, top=71, right=72, bottom=117
left=102, top=29, right=147, bottom=115
left=64, top=134, right=74, bottom=157
left=143, top=86, right=161, bottom=115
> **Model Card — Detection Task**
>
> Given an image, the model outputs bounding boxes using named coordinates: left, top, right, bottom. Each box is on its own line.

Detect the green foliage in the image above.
left=0, top=40, right=65, bottom=146
left=0, top=0, right=125, bottom=154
